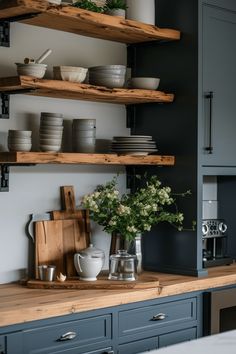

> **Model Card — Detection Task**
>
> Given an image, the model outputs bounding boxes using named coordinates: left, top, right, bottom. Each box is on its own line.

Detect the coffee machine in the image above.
left=202, top=219, right=233, bottom=267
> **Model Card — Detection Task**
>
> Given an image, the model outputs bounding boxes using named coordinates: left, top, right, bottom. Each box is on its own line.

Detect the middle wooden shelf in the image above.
left=0, top=76, right=174, bottom=105
left=0, top=152, right=175, bottom=166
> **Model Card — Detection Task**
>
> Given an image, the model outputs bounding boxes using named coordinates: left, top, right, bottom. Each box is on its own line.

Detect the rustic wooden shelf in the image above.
left=0, top=76, right=175, bottom=104
left=0, top=152, right=175, bottom=166
left=0, top=0, right=180, bottom=44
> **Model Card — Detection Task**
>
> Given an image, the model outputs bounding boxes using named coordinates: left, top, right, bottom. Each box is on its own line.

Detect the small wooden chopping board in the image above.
left=35, top=219, right=89, bottom=278
left=27, top=275, right=160, bottom=290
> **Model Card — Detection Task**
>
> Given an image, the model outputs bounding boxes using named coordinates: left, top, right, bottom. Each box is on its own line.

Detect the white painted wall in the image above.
left=0, top=22, right=129, bottom=283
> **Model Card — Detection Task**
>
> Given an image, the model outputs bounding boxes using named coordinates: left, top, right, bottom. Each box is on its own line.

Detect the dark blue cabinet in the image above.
left=131, top=0, right=236, bottom=276
left=0, top=292, right=202, bottom=354
left=201, top=4, right=236, bottom=166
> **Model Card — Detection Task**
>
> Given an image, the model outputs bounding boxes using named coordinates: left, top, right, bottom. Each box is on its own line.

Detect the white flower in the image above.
left=127, top=225, right=138, bottom=233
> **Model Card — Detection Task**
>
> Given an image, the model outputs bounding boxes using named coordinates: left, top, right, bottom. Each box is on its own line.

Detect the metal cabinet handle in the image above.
left=205, top=91, right=214, bottom=154
left=152, top=313, right=166, bottom=321
left=58, top=331, right=77, bottom=341
left=103, top=351, right=114, bottom=354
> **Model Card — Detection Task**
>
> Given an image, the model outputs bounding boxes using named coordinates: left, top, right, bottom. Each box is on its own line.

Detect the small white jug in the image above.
left=74, top=244, right=105, bottom=281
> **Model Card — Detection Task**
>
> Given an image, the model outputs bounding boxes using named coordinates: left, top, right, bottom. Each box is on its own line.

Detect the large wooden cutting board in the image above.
left=35, top=219, right=89, bottom=279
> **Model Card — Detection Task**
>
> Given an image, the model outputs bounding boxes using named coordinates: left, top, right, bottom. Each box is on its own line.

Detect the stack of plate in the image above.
left=8, top=130, right=32, bottom=152
left=39, top=112, right=64, bottom=152
left=111, top=135, right=158, bottom=156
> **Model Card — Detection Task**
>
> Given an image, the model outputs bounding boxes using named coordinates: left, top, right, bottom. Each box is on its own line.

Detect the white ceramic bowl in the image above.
left=89, top=65, right=126, bottom=72
left=90, top=77, right=125, bottom=88
left=40, top=117, right=63, bottom=126
left=40, top=125, right=64, bottom=131
left=40, top=133, right=63, bottom=139
left=40, top=138, right=62, bottom=145
left=8, top=143, right=32, bottom=152
left=89, top=68, right=126, bottom=76
left=128, top=77, right=160, bottom=90
left=53, top=66, right=88, bottom=83
left=16, top=63, right=47, bottom=78
left=41, top=112, right=63, bottom=118
left=72, top=130, right=96, bottom=138
left=40, top=145, right=61, bottom=152
left=8, top=137, right=32, bottom=144
left=8, top=130, right=32, bottom=138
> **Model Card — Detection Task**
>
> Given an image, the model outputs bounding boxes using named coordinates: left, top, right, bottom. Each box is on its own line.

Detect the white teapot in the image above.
left=74, top=244, right=105, bottom=281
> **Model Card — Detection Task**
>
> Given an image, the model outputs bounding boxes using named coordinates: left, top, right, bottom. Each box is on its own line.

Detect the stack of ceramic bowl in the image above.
left=8, top=130, right=32, bottom=152
left=111, top=135, right=158, bottom=156
left=72, top=119, right=96, bottom=153
left=39, top=112, right=64, bottom=152
left=89, top=65, right=126, bottom=88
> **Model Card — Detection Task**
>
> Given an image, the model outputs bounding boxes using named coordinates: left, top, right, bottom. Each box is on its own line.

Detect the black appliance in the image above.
left=202, top=219, right=233, bottom=267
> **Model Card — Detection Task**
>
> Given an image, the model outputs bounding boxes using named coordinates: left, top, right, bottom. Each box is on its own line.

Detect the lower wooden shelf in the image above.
left=0, top=152, right=175, bottom=165
left=0, top=76, right=174, bottom=104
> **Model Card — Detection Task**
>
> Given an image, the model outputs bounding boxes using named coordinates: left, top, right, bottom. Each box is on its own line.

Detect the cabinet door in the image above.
left=202, top=5, right=236, bottom=166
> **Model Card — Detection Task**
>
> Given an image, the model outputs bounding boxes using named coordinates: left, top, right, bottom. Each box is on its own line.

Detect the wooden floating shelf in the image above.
left=0, top=0, right=180, bottom=44
left=0, top=152, right=175, bottom=166
left=0, top=76, right=175, bottom=104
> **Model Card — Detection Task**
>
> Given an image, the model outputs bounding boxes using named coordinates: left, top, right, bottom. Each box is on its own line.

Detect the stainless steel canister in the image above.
left=108, top=250, right=137, bottom=281
left=38, top=265, right=56, bottom=281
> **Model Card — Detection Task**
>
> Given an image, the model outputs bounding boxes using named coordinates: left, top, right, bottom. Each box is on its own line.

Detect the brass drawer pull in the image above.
left=58, top=331, right=77, bottom=341
left=152, top=313, right=166, bottom=321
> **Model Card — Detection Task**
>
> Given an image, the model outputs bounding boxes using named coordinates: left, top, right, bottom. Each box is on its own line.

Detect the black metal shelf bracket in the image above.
left=0, top=164, right=10, bottom=192
left=126, top=105, right=136, bottom=129
left=0, top=163, right=36, bottom=192
left=0, top=12, right=41, bottom=47
left=0, top=21, right=10, bottom=47
left=0, top=93, right=10, bottom=119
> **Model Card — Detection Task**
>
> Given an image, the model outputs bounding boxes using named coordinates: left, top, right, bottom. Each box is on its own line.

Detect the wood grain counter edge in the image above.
left=1, top=265, right=236, bottom=327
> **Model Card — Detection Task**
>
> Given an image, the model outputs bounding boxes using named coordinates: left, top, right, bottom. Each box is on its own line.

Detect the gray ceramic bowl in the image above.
left=16, top=63, right=47, bottom=78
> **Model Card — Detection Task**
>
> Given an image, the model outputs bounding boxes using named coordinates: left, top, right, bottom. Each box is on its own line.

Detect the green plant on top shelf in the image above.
left=104, top=0, right=127, bottom=10
left=72, top=0, right=105, bottom=13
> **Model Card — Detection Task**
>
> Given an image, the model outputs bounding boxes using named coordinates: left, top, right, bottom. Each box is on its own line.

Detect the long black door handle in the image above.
left=205, top=91, right=214, bottom=154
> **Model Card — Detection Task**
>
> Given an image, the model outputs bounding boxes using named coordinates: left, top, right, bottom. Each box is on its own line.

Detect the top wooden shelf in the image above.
left=0, top=0, right=180, bottom=44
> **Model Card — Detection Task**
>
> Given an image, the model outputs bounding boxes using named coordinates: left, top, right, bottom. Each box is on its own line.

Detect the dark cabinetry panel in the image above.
left=202, top=4, right=236, bottom=166
left=21, top=315, right=111, bottom=354
left=159, top=327, right=197, bottom=348
left=132, top=0, right=236, bottom=275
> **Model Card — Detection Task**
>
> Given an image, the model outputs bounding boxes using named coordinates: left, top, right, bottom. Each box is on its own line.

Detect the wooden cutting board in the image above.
left=51, top=186, right=91, bottom=234
left=35, top=219, right=89, bottom=279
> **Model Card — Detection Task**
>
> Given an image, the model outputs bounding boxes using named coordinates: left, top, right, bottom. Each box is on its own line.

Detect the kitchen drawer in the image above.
left=22, top=314, right=112, bottom=354
left=159, top=327, right=197, bottom=348
left=119, top=297, right=197, bottom=337
left=118, top=336, right=158, bottom=354
left=43, top=345, right=114, bottom=354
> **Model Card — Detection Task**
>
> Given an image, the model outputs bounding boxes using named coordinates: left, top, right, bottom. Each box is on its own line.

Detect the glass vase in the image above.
left=109, top=233, right=143, bottom=274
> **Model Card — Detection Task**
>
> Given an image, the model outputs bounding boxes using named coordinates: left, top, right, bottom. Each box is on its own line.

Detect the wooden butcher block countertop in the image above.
left=1, top=264, right=236, bottom=327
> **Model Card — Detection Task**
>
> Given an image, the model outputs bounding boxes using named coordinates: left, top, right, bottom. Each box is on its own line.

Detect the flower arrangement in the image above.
left=82, top=175, right=191, bottom=241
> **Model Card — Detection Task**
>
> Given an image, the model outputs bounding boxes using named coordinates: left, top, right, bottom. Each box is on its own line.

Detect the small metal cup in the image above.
left=38, top=265, right=56, bottom=281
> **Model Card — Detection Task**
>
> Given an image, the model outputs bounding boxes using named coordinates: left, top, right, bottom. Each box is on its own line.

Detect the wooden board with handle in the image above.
left=35, top=219, right=88, bottom=279
left=51, top=186, right=91, bottom=234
